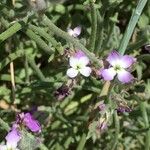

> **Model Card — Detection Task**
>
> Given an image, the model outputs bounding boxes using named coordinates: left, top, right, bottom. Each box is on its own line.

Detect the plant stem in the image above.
left=88, top=2, right=97, bottom=52
left=77, top=133, right=87, bottom=150
left=24, top=52, right=30, bottom=83
left=42, top=15, right=101, bottom=66
left=25, top=29, right=54, bottom=55
left=27, top=57, right=47, bottom=81
left=0, top=74, right=24, bottom=84
left=0, top=22, right=22, bottom=43
left=95, top=9, right=105, bottom=54
left=28, top=24, right=63, bottom=54
left=111, top=111, right=120, bottom=150
left=140, top=102, right=150, bottom=150
left=118, top=0, right=148, bottom=55
left=0, top=118, right=10, bottom=131
left=0, top=50, right=24, bottom=71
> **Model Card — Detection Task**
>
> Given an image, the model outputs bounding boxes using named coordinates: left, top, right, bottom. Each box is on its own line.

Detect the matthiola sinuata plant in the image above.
left=101, top=50, right=136, bottom=83
left=67, top=50, right=92, bottom=78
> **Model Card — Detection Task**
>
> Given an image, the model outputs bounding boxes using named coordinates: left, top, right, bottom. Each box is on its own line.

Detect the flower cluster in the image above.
left=0, top=112, right=41, bottom=150
left=67, top=50, right=136, bottom=84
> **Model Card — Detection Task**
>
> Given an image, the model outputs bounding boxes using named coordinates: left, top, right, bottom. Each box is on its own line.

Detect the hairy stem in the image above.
left=140, top=102, right=150, bottom=150
left=0, top=50, right=24, bottom=71
left=28, top=24, right=63, bottom=54
left=27, top=57, right=47, bottom=81
left=112, top=111, right=120, bottom=150
left=0, top=22, right=22, bottom=43
left=25, top=29, right=54, bottom=55
left=42, top=15, right=101, bottom=66
left=88, top=2, right=97, bottom=52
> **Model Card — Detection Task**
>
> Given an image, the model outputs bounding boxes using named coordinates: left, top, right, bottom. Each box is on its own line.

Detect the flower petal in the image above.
left=107, top=50, right=121, bottom=66
left=73, top=26, right=81, bottom=37
left=117, top=70, right=134, bottom=83
left=78, top=56, right=90, bottom=66
left=5, top=128, right=21, bottom=148
left=67, top=68, right=78, bottom=78
left=101, top=68, right=116, bottom=81
left=79, top=67, right=92, bottom=77
left=74, top=50, right=85, bottom=59
left=0, top=145, right=7, bottom=150
left=69, top=57, right=78, bottom=68
left=120, top=55, right=135, bottom=68
left=67, top=29, right=74, bottom=36
left=23, top=113, right=41, bottom=132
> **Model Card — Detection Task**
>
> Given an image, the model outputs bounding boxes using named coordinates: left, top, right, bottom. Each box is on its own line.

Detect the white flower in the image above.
left=67, top=51, right=92, bottom=78
left=0, top=145, right=20, bottom=150
left=67, top=26, right=81, bottom=37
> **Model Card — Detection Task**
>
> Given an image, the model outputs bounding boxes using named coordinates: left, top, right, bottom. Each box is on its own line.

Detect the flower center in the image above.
left=114, top=65, right=121, bottom=72
left=76, top=65, right=81, bottom=70
left=76, top=63, right=82, bottom=70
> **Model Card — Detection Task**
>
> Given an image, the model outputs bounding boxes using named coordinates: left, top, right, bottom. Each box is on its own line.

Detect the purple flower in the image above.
left=97, top=118, right=107, bottom=132
left=101, top=50, right=135, bottom=83
left=74, top=50, right=85, bottom=58
left=17, top=112, right=41, bottom=133
left=98, top=102, right=106, bottom=111
left=23, top=113, right=41, bottom=132
left=0, top=126, right=21, bottom=150
left=117, top=106, right=132, bottom=114
left=67, top=50, right=92, bottom=78
left=99, top=121, right=107, bottom=131
left=67, top=26, right=81, bottom=37
left=5, top=127, right=21, bottom=149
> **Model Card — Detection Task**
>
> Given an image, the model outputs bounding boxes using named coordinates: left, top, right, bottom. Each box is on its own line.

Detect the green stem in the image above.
left=67, top=4, right=100, bottom=12
left=118, top=0, right=148, bottom=55
left=42, top=15, right=101, bottom=66
left=0, top=74, right=24, bottom=84
left=0, top=22, right=22, bottom=43
left=88, top=2, right=97, bottom=52
left=140, top=102, right=150, bottom=150
left=95, top=9, right=105, bottom=54
left=0, top=17, right=10, bottom=28
left=0, top=50, right=24, bottom=71
left=76, top=133, right=87, bottom=150
left=25, top=29, right=54, bottom=55
left=24, top=52, right=30, bottom=83
left=27, top=57, right=47, bottom=81
left=28, top=24, right=63, bottom=54
left=0, top=118, right=10, bottom=131
left=111, top=111, right=120, bottom=150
